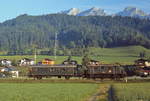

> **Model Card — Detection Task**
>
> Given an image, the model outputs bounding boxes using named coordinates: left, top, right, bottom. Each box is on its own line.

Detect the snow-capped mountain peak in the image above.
left=117, top=6, right=148, bottom=17
left=78, top=7, right=106, bottom=16
left=60, top=8, right=80, bottom=16
left=59, top=7, right=150, bottom=19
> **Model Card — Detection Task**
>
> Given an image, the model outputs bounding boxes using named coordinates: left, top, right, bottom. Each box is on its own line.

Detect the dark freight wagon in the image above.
left=28, top=65, right=83, bottom=79
left=84, top=64, right=126, bottom=79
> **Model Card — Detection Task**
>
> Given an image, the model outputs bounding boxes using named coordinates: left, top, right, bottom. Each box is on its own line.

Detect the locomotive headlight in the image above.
left=144, top=72, right=148, bottom=75
left=108, top=70, right=112, bottom=73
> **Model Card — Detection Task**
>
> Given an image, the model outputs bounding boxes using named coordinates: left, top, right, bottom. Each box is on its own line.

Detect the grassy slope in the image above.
left=89, top=45, right=150, bottom=64
left=0, top=45, right=150, bottom=64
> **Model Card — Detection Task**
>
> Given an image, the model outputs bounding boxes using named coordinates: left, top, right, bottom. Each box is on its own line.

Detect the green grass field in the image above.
left=0, top=83, right=98, bottom=101
left=0, top=46, right=150, bottom=64
left=0, top=45, right=150, bottom=101
left=0, top=82, right=149, bottom=101
left=114, top=83, right=150, bottom=101
left=89, top=46, right=150, bottom=64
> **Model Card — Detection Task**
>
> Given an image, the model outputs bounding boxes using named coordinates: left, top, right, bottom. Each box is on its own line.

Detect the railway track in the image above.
left=0, top=76, right=150, bottom=83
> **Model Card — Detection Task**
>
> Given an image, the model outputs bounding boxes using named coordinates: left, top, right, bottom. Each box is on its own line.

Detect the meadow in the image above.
left=1, top=45, right=150, bottom=76
left=114, top=83, right=150, bottom=101
left=0, top=81, right=149, bottom=101
left=0, top=83, right=98, bottom=101
left=0, top=46, right=150, bottom=65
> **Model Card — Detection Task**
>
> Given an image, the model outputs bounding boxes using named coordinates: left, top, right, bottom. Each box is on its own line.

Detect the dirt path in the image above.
left=87, top=92, right=101, bottom=101
left=87, top=85, right=109, bottom=101
left=108, top=85, right=115, bottom=101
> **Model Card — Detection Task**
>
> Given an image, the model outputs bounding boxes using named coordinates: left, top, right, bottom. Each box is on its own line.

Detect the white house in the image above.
left=145, top=61, right=150, bottom=67
left=0, top=59, right=12, bottom=66
left=19, top=58, right=35, bottom=66
left=0, top=67, right=19, bottom=78
left=135, top=59, right=150, bottom=67
left=10, top=70, right=19, bottom=78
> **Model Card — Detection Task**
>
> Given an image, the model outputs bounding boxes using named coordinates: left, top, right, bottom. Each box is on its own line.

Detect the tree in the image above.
left=11, top=59, right=18, bottom=66
left=82, top=54, right=90, bottom=66
left=139, top=51, right=146, bottom=58
left=68, top=41, right=76, bottom=49
left=67, top=56, right=72, bottom=62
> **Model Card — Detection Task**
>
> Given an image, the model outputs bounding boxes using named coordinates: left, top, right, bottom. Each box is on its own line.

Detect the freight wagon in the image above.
left=28, top=65, right=83, bottom=79
left=84, top=64, right=126, bottom=79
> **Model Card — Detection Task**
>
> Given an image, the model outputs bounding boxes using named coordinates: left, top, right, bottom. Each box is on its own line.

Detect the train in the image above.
left=28, top=59, right=126, bottom=80
left=28, top=58, right=150, bottom=80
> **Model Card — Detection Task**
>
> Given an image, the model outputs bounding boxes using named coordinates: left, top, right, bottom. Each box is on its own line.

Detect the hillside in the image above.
left=1, top=46, right=150, bottom=64
left=88, top=46, right=150, bottom=64
left=89, top=46, right=148, bottom=56
left=0, top=14, right=150, bottom=52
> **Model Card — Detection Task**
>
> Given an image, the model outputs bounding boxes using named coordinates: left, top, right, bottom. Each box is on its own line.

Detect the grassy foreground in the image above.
left=114, top=83, right=150, bottom=101
left=0, top=81, right=149, bottom=101
left=0, top=83, right=98, bottom=101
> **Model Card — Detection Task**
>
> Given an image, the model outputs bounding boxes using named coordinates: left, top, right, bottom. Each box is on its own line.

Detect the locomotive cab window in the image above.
left=101, top=66, right=106, bottom=73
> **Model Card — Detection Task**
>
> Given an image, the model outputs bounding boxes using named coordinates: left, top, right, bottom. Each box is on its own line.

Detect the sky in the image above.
left=0, top=0, right=150, bottom=22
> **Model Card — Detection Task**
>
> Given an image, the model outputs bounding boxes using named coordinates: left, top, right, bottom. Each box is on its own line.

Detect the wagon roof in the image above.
left=87, top=64, right=120, bottom=67
left=30, top=65, right=77, bottom=68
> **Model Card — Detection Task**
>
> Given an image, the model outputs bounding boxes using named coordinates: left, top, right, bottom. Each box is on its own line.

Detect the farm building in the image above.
left=0, top=67, right=19, bottom=78
left=88, top=60, right=100, bottom=65
left=42, top=59, right=55, bottom=65
left=19, top=58, right=35, bottom=66
left=135, top=59, right=150, bottom=67
left=0, top=59, right=12, bottom=66
left=62, top=56, right=78, bottom=65
left=62, top=60, right=77, bottom=65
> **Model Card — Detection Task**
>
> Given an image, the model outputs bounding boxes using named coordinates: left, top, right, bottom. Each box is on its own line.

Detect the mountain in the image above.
left=60, top=8, right=80, bottom=16
left=116, top=7, right=148, bottom=19
left=0, top=13, right=150, bottom=52
left=60, top=7, right=107, bottom=16
left=77, top=7, right=106, bottom=16
left=59, top=7, right=150, bottom=19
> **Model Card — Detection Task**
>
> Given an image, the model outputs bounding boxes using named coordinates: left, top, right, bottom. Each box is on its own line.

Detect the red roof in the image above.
left=44, top=58, right=54, bottom=61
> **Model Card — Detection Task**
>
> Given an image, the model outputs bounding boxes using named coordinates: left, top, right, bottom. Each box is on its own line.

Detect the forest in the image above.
left=0, top=14, right=150, bottom=55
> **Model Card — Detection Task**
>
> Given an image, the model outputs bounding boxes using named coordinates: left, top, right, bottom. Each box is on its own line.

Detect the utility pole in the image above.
left=34, top=48, right=37, bottom=65
left=54, top=32, right=58, bottom=60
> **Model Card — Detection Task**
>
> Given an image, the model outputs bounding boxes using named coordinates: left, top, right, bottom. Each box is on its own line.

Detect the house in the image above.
left=19, top=58, right=35, bottom=66
left=0, top=59, right=12, bottom=66
left=88, top=60, right=100, bottom=65
left=42, top=59, right=55, bottom=65
left=0, top=67, right=19, bottom=78
left=135, top=59, right=150, bottom=67
left=10, top=68, right=19, bottom=78
left=62, top=60, right=77, bottom=65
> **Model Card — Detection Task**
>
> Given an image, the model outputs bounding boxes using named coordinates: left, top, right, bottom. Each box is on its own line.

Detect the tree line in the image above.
left=0, top=14, right=150, bottom=54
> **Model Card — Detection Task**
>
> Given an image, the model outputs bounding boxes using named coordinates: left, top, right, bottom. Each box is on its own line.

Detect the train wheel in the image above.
left=58, top=76, right=61, bottom=78
left=92, top=77, right=96, bottom=80
left=37, top=76, right=42, bottom=80
left=65, top=76, right=70, bottom=80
